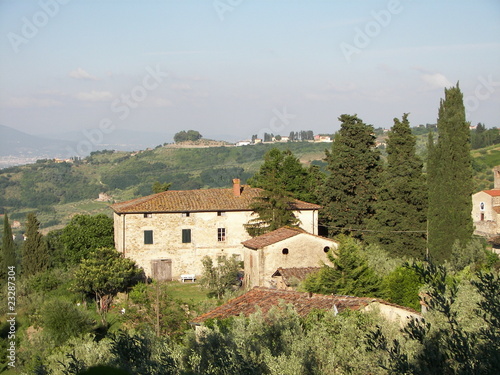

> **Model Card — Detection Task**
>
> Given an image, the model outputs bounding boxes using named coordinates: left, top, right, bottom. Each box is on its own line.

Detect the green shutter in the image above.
left=182, top=229, right=191, bottom=243
left=144, top=230, right=153, bottom=244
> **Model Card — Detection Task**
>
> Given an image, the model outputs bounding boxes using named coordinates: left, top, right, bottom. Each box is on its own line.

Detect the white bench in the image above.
left=180, top=274, right=196, bottom=282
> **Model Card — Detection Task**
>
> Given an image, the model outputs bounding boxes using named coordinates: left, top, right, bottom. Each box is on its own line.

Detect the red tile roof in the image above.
left=241, top=227, right=305, bottom=249
left=272, top=267, right=321, bottom=285
left=483, top=189, right=500, bottom=197
left=111, top=186, right=321, bottom=214
left=191, top=287, right=420, bottom=324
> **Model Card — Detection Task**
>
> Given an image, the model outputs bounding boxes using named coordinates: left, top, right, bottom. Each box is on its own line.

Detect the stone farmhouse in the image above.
left=241, top=227, right=337, bottom=288
left=472, top=166, right=500, bottom=238
left=111, top=179, right=321, bottom=280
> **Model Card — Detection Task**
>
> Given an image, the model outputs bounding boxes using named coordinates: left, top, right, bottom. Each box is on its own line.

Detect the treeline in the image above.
left=252, top=130, right=316, bottom=142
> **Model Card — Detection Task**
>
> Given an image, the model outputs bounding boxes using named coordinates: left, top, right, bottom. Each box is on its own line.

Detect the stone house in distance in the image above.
left=472, top=166, right=500, bottom=238
left=111, top=179, right=321, bottom=280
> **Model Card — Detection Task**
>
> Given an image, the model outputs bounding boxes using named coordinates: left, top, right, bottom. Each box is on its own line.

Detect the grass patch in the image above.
left=164, top=281, right=209, bottom=305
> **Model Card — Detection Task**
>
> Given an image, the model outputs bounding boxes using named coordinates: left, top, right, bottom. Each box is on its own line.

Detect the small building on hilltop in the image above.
left=241, top=227, right=337, bottom=288
left=110, top=179, right=321, bottom=280
left=472, top=166, right=500, bottom=237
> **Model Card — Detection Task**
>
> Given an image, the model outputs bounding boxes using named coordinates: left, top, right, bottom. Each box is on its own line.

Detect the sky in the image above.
left=0, top=0, right=499, bottom=144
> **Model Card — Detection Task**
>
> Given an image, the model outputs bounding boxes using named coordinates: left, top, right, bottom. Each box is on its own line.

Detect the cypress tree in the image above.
left=427, top=84, right=474, bottom=263
left=22, top=213, right=49, bottom=276
left=2, top=213, right=17, bottom=277
left=367, top=114, right=427, bottom=258
left=318, top=114, right=382, bottom=238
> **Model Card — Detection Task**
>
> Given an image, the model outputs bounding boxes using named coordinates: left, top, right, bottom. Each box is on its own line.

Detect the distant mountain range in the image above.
left=0, top=124, right=175, bottom=159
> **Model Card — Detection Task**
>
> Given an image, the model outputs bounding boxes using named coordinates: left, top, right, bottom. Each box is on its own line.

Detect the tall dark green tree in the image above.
left=248, top=148, right=320, bottom=203
left=22, top=212, right=49, bottom=276
left=1, top=213, right=16, bottom=277
left=244, top=186, right=300, bottom=237
left=367, top=114, right=427, bottom=258
left=318, top=114, right=382, bottom=238
left=303, top=235, right=382, bottom=297
left=245, top=148, right=318, bottom=237
left=427, top=84, right=474, bottom=263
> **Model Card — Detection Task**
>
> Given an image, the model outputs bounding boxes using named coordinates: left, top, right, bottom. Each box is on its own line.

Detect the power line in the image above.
left=324, top=226, right=427, bottom=234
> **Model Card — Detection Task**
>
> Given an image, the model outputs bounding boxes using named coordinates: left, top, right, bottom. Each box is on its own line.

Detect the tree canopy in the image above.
left=427, top=84, right=474, bottom=263
left=74, top=247, right=143, bottom=315
left=60, top=214, right=115, bottom=264
left=22, top=212, right=49, bottom=276
left=173, top=130, right=202, bottom=143
left=367, top=114, right=427, bottom=258
left=318, top=114, right=382, bottom=238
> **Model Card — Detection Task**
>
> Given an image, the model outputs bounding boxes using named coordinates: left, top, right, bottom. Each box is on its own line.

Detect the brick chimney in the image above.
left=233, top=178, right=241, bottom=197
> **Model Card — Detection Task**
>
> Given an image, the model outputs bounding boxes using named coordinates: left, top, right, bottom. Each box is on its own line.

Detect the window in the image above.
left=282, top=248, right=289, bottom=255
left=144, top=213, right=152, bottom=218
left=480, top=202, right=485, bottom=211
left=218, top=228, right=226, bottom=242
left=217, top=211, right=226, bottom=216
left=182, top=229, right=192, bottom=243
left=182, top=212, right=190, bottom=217
left=144, top=230, right=153, bottom=244
left=323, top=246, right=330, bottom=253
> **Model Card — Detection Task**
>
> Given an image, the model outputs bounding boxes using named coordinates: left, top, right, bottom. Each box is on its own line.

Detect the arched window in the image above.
left=282, top=248, right=289, bottom=255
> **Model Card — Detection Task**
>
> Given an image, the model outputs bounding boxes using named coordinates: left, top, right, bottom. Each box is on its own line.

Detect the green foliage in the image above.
left=382, top=265, right=423, bottom=310
left=73, top=247, right=143, bottom=314
left=304, top=236, right=382, bottom=297
left=199, top=255, right=241, bottom=299
left=127, top=282, right=190, bottom=337
left=448, top=238, right=487, bottom=272
left=1, top=213, right=16, bottom=279
left=470, top=123, right=500, bottom=149
left=22, top=212, right=50, bottom=276
left=60, top=214, right=114, bottom=264
left=173, top=129, right=202, bottom=143
left=151, top=181, right=172, bottom=194
left=368, top=262, right=500, bottom=374
left=427, top=84, right=474, bottom=263
left=318, top=114, right=382, bottom=239
left=244, top=188, right=301, bottom=237
left=367, top=114, right=427, bottom=258
left=248, top=148, right=322, bottom=203
left=40, top=298, right=94, bottom=343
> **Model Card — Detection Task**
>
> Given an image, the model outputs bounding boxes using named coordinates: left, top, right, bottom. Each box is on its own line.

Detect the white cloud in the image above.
left=69, top=67, right=98, bottom=81
left=421, top=73, right=452, bottom=89
left=2, top=96, right=63, bottom=108
left=143, top=97, right=174, bottom=108
left=74, top=90, right=113, bottom=102
left=171, top=83, right=192, bottom=91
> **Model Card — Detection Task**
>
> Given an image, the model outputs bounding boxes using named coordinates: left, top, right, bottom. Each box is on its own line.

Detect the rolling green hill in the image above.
left=0, top=142, right=328, bottom=233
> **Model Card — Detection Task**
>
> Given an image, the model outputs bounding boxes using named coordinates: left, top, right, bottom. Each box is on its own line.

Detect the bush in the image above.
left=41, top=298, right=94, bottom=343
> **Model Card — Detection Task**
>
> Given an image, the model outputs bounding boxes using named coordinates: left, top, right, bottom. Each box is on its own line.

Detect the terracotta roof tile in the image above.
left=241, top=227, right=305, bottom=249
left=191, top=287, right=420, bottom=324
left=272, top=267, right=321, bottom=285
left=111, top=186, right=321, bottom=214
left=483, top=189, right=500, bottom=197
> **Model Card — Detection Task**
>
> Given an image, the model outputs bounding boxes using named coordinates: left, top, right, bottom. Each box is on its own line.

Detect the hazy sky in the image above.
left=0, top=0, right=499, bottom=142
